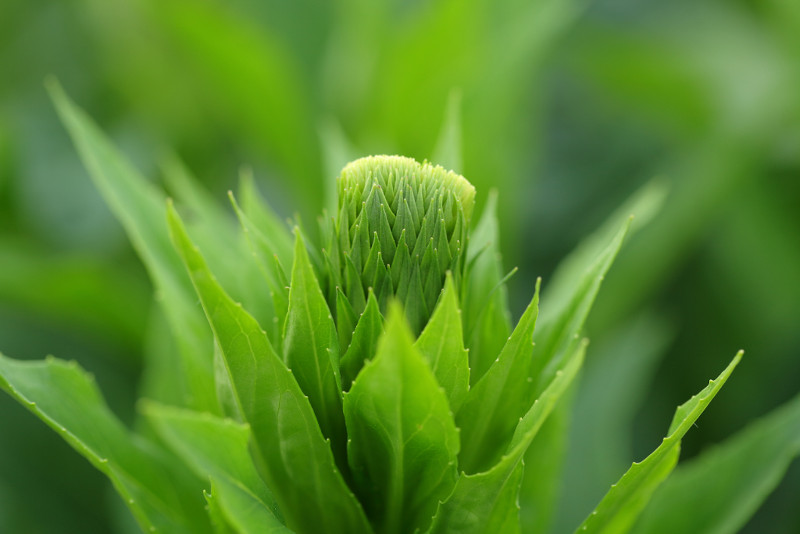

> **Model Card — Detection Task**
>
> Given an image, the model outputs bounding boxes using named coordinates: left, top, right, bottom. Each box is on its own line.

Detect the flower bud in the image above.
left=328, top=155, right=475, bottom=333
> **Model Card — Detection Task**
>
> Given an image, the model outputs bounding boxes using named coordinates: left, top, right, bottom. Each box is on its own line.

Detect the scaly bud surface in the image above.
left=328, top=155, right=475, bottom=333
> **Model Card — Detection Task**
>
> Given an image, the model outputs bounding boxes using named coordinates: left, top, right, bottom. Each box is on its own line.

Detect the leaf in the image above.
left=340, top=289, right=383, bottom=391
left=344, top=303, right=460, bottom=534
left=530, top=217, right=631, bottom=400
left=143, top=402, right=290, bottom=534
left=229, top=191, right=289, bottom=352
left=635, top=391, right=800, bottom=534
left=432, top=89, right=463, bottom=173
left=167, top=204, right=372, bottom=534
left=283, top=230, right=346, bottom=461
left=462, top=191, right=513, bottom=384
left=414, top=272, right=470, bottom=412
left=0, top=354, right=210, bottom=534
left=205, top=484, right=237, bottom=534
left=575, top=351, right=743, bottom=534
left=456, top=278, right=541, bottom=474
left=428, top=339, right=586, bottom=534
left=48, top=80, right=217, bottom=413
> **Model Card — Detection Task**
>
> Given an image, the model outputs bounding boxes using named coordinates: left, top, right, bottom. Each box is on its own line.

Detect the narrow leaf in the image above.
left=283, top=230, right=346, bottom=458
left=462, top=191, right=513, bottom=384
left=344, top=303, right=460, bottom=534
left=457, top=278, right=541, bottom=474
left=167, top=204, right=372, bottom=534
left=635, top=392, right=800, bottom=534
left=48, top=80, right=216, bottom=413
left=340, top=289, right=383, bottom=391
left=429, top=340, right=586, bottom=534
left=143, top=403, right=289, bottom=533
left=575, top=351, right=743, bottom=534
left=0, top=354, right=210, bottom=534
left=415, top=272, right=470, bottom=412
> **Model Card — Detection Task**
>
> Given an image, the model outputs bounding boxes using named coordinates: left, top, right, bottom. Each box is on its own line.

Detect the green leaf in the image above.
left=462, top=191, right=513, bottom=384
left=229, top=191, right=289, bottom=351
left=0, top=354, right=210, bottom=534
left=167, top=204, right=372, bottom=534
left=283, top=230, right=346, bottom=460
left=143, top=402, right=290, bottom=534
left=530, top=218, right=631, bottom=400
left=205, top=483, right=237, bottom=534
left=340, top=289, right=383, bottom=391
left=48, top=80, right=217, bottom=413
left=429, top=339, right=586, bottom=534
left=414, top=272, right=470, bottom=412
left=344, top=303, right=460, bottom=534
left=575, top=351, right=743, bottom=534
left=432, top=89, right=463, bottom=173
left=457, top=278, right=541, bottom=474
left=635, top=391, right=800, bottom=534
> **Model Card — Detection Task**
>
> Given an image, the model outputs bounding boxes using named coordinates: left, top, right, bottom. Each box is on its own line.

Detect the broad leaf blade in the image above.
left=283, top=230, right=346, bottom=462
left=575, top=351, right=743, bottom=534
left=143, top=403, right=289, bottom=533
left=415, top=272, right=470, bottom=412
left=48, top=81, right=216, bottom=413
left=344, top=303, right=460, bottom=534
left=635, top=392, right=800, bottom=534
left=457, top=278, right=541, bottom=474
left=167, top=204, right=372, bottom=534
left=0, top=354, right=210, bottom=534
left=429, top=340, right=586, bottom=534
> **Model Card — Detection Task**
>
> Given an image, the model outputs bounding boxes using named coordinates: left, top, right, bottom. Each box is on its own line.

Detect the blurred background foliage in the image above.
left=1, top=0, right=798, bottom=532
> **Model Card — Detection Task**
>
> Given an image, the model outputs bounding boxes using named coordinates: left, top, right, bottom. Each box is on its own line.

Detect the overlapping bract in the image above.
left=327, top=156, right=475, bottom=332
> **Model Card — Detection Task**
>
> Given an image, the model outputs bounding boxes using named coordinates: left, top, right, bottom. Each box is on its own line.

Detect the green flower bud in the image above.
left=328, top=155, right=475, bottom=333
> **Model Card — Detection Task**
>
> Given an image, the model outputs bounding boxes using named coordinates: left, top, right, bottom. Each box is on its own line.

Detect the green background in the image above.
left=1, top=0, right=798, bottom=532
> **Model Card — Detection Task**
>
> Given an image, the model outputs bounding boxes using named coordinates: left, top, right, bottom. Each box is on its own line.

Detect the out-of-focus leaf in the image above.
left=167, top=204, right=371, bottom=534
left=429, top=339, right=586, bottom=534
left=457, top=278, right=541, bottom=474
left=575, top=351, right=743, bottom=534
left=283, top=230, right=346, bottom=462
left=462, top=190, right=512, bottom=383
left=530, top=218, right=631, bottom=399
left=344, top=303, right=459, bottom=534
left=0, top=354, right=210, bottom=534
left=48, top=81, right=217, bottom=413
left=431, top=89, right=463, bottom=173
left=414, top=272, right=469, bottom=412
left=237, top=169, right=294, bottom=272
left=340, top=289, right=383, bottom=391
left=635, top=392, right=800, bottom=534
left=149, top=0, right=321, bottom=211
left=143, top=402, right=290, bottom=533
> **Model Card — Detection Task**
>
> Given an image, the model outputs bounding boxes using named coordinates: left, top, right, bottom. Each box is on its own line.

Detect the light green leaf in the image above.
left=414, top=272, right=470, bottom=412
left=462, top=191, right=513, bottom=384
left=530, top=218, right=631, bottom=400
left=205, top=483, right=237, bottom=534
left=229, top=191, right=289, bottom=350
left=283, top=230, right=346, bottom=462
left=237, top=168, right=294, bottom=273
left=143, top=402, right=290, bottom=534
left=457, top=278, right=541, bottom=474
left=432, top=89, right=463, bottom=173
left=340, top=289, right=383, bottom=391
left=635, top=391, right=800, bottom=534
left=48, top=80, right=216, bottom=413
left=575, top=351, right=743, bottom=534
left=429, top=340, right=586, bottom=534
left=0, top=354, right=210, bottom=534
left=344, top=303, right=460, bottom=534
left=167, top=204, right=372, bottom=534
